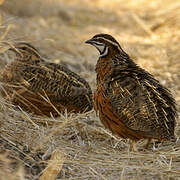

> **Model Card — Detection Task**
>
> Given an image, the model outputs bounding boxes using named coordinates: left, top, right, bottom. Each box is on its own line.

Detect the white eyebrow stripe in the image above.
left=95, top=37, right=121, bottom=51
left=91, top=41, right=104, bottom=46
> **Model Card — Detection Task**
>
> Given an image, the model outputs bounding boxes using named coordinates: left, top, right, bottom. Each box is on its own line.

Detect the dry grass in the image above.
left=0, top=0, right=180, bottom=179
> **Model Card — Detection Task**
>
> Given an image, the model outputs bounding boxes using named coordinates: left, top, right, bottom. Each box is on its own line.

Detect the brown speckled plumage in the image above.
left=86, top=34, right=177, bottom=150
left=0, top=42, right=93, bottom=116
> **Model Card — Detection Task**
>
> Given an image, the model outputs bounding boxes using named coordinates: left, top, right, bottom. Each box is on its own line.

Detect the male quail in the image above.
left=86, top=34, right=177, bottom=150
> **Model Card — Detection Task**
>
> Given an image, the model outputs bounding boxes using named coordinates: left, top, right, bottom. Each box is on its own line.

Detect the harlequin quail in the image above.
left=86, top=34, right=177, bottom=150
left=0, top=42, right=93, bottom=117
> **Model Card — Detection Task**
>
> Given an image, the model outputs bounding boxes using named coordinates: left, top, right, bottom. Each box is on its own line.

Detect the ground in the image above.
left=0, top=0, right=180, bottom=179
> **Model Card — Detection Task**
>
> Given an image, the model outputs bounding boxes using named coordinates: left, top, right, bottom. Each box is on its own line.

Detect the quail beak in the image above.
left=85, top=39, right=94, bottom=45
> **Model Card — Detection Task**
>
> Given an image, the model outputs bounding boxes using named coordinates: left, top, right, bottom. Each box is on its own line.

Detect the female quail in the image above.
left=0, top=42, right=93, bottom=117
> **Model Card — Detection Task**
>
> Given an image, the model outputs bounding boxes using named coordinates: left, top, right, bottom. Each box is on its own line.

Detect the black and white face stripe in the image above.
left=92, top=41, right=109, bottom=57
left=100, top=46, right=109, bottom=57
left=86, top=34, right=128, bottom=59
left=85, top=40, right=109, bottom=57
left=92, top=41, right=105, bottom=53
left=94, top=37, right=121, bottom=52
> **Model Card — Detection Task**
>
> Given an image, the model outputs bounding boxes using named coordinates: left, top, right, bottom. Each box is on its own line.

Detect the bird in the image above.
left=85, top=34, right=177, bottom=150
left=0, top=42, right=93, bottom=117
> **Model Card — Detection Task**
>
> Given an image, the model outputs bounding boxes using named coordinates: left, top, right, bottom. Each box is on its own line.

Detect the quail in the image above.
left=0, top=42, right=93, bottom=117
left=86, top=34, right=177, bottom=150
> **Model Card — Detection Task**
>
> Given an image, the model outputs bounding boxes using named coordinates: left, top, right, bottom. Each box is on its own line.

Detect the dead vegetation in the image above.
left=0, top=0, right=180, bottom=179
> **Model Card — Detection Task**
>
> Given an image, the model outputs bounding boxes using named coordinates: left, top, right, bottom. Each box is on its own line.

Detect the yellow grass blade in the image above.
left=0, top=25, right=12, bottom=41
left=39, top=149, right=65, bottom=180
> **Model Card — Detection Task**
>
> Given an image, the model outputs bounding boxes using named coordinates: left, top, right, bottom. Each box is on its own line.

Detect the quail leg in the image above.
left=145, top=138, right=152, bottom=149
